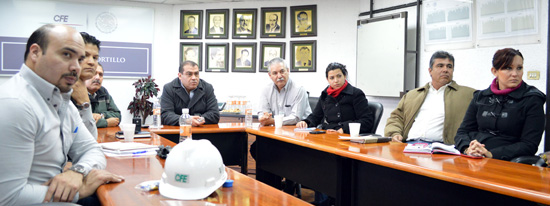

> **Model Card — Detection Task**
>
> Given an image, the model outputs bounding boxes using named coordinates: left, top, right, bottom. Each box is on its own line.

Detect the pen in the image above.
left=132, top=150, right=147, bottom=154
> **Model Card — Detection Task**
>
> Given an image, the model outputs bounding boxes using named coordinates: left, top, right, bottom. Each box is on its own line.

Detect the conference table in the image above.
left=98, top=124, right=550, bottom=205
left=247, top=125, right=550, bottom=206
left=95, top=126, right=311, bottom=206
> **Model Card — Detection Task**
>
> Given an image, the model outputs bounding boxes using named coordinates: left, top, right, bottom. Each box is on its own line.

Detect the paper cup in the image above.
left=349, top=123, right=361, bottom=138
left=274, top=114, right=284, bottom=128
left=120, top=123, right=136, bottom=142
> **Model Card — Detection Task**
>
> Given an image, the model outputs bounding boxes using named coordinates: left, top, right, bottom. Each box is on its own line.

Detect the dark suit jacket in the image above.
left=160, top=77, right=220, bottom=126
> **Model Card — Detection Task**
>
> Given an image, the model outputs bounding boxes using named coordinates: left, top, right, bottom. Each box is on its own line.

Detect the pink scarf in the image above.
left=490, top=78, right=522, bottom=95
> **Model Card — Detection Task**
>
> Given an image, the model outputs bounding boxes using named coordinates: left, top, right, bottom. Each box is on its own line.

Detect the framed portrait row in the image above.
left=180, top=41, right=315, bottom=72
left=180, top=5, right=316, bottom=39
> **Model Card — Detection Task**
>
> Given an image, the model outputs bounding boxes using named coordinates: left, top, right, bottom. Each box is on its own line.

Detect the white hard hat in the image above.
left=159, top=139, right=227, bottom=200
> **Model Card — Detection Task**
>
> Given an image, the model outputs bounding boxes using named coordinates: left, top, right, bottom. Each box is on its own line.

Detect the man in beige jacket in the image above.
left=385, top=51, right=475, bottom=144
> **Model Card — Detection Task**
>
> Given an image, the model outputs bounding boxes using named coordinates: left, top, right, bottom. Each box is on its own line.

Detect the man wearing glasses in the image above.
left=160, top=61, right=220, bottom=126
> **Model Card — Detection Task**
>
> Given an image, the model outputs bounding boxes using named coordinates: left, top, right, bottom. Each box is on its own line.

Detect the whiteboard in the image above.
left=356, top=12, right=406, bottom=97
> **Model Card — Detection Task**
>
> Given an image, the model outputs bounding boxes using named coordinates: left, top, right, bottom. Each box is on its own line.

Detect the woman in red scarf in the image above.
left=455, top=48, right=545, bottom=160
left=296, top=62, right=373, bottom=134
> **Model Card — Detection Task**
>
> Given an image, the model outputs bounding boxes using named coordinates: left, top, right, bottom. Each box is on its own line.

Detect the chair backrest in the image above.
left=367, top=101, right=384, bottom=134
left=308, top=96, right=319, bottom=111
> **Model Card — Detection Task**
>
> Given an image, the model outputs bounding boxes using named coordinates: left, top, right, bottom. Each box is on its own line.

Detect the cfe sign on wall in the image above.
left=0, top=0, right=153, bottom=77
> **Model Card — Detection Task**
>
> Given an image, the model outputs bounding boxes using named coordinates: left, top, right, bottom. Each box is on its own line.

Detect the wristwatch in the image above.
left=69, top=164, right=88, bottom=176
left=76, top=102, right=90, bottom=110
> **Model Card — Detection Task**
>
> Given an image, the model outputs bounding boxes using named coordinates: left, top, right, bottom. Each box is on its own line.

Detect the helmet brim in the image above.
left=159, top=170, right=228, bottom=200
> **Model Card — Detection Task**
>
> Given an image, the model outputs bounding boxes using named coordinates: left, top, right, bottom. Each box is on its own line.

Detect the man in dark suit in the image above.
left=209, top=15, right=224, bottom=34
left=265, top=13, right=280, bottom=33
left=236, top=49, right=251, bottom=67
left=160, top=61, right=220, bottom=126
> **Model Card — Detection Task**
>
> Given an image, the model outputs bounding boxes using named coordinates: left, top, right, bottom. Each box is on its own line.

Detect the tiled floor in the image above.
left=228, top=134, right=315, bottom=203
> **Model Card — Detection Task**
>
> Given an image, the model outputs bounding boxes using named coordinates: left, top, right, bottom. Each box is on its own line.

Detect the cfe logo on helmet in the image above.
left=175, top=173, right=189, bottom=183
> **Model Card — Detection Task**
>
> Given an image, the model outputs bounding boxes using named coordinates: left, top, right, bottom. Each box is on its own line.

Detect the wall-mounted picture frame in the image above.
left=205, top=43, right=229, bottom=72
left=290, top=5, right=317, bottom=37
left=290, top=40, right=316, bottom=72
left=180, top=10, right=203, bottom=39
left=232, top=43, right=257, bottom=73
left=206, top=9, right=229, bottom=39
left=180, top=42, right=202, bottom=71
left=233, top=9, right=257, bottom=39
left=260, top=7, right=286, bottom=38
left=259, top=42, right=285, bottom=72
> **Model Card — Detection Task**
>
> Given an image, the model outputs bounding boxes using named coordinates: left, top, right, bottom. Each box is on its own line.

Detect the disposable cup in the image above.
left=349, top=123, right=361, bottom=138
left=274, top=114, right=284, bottom=128
left=120, top=123, right=136, bottom=142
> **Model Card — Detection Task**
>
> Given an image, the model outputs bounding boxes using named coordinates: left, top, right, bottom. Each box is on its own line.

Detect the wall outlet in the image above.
left=527, top=71, right=540, bottom=80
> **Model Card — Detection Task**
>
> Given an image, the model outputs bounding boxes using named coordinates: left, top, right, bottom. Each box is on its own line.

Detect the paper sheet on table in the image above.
left=294, top=127, right=316, bottom=132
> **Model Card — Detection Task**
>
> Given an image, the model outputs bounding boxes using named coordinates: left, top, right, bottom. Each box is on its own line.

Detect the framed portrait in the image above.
left=180, top=10, right=203, bottom=39
left=232, top=43, right=257, bottom=73
left=206, top=9, right=229, bottom=39
left=260, top=7, right=286, bottom=38
left=290, top=40, right=316, bottom=72
left=180, top=42, right=202, bottom=71
left=259, top=42, right=285, bottom=72
left=290, top=5, right=317, bottom=37
left=232, top=9, right=257, bottom=39
left=205, top=43, right=229, bottom=72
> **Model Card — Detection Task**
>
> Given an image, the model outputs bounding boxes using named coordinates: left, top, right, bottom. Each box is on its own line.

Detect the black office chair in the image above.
left=308, top=96, right=319, bottom=111
left=511, top=155, right=548, bottom=167
left=367, top=101, right=384, bottom=134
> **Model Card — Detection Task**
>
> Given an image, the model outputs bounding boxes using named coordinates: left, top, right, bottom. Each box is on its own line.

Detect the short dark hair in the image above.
left=492, top=48, right=523, bottom=70
left=325, top=62, right=347, bottom=78
left=24, top=24, right=56, bottom=61
left=188, top=16, right=196, bottom=21
left=300, top=47, right=310, bottom=52
left=241, top=49, right=249, bottom=55
left=297, top=11, right=308, bottom=21
left=80, top=32, right=101, bottom=51
left=180, top=60, right=198, bottom=73
left=429, top=51, right=454, bottom=69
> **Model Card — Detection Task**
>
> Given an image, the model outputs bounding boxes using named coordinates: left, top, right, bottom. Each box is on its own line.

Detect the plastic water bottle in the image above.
left=244, top=101, right=253, bottom=128
left=151, top=99, right=162, bottom=129
left=179, top=108, right=192, bottom=142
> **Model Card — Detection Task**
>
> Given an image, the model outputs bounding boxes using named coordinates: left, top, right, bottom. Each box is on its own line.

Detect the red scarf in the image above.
left=490, top=78, right=522, bottom=95
left=327, top=80, right=348, bottom=98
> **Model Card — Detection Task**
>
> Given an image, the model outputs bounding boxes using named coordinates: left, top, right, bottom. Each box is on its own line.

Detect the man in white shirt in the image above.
left=384, top=51, right=475, bottom=144
left=251, top=57, right=312, bottom=195
left=258, top=57, right=312, bottom=127
left=0, top=24, right=123, bottom=205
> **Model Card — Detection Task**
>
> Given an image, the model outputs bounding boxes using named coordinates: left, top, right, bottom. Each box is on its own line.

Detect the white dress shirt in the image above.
left=259, top=78, right=312, bottom=125
left=0, top=64, right=106, bottom=205
left=407, top=82, right=449, bottom=142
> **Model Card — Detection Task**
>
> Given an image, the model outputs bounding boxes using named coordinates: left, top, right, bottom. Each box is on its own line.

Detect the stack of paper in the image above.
left=100, top=142, right=159, bottom=157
